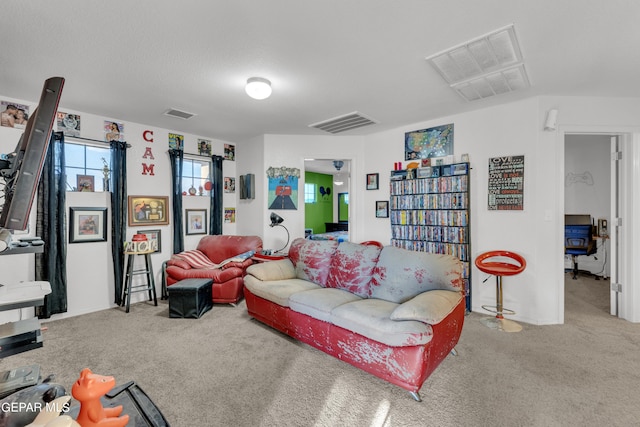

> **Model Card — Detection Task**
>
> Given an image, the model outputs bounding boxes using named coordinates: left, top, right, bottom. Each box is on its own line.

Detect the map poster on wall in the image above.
left=404, top=123, right=454, bottom=160
left=488, top=155, right=525, bottom=210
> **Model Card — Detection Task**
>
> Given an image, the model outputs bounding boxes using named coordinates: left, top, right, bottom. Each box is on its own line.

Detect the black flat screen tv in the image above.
left=0, top=77, right=65, bottom=231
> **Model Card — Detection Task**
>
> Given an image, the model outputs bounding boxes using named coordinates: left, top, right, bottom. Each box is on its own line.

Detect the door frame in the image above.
left=560, top=128, right=638, bottom=322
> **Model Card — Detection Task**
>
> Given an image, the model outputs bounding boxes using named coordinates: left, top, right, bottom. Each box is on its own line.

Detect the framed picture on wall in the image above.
left=186, top=209, right=207, bottom=235
left=76, top=175, right=95, bottom=192
left=375, top=200, right=389, bottom=218
left=69, top=207, right=107, bottom=243
left=127, top=196, right=169, bottom=226
left=366, top=173, right=379, bottom=190
left=136, top=229, right=161, bottom=253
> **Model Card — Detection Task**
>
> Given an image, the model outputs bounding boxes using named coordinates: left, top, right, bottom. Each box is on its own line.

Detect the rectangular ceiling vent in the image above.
left=309, top=111, right=378, bottom=134
left=164, top=108, right=196, bottom=120
left=426, top=24, right=530, bottom=102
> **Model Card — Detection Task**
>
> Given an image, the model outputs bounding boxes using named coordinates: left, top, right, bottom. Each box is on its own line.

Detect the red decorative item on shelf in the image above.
left=204, top=181, right=213, bottom=191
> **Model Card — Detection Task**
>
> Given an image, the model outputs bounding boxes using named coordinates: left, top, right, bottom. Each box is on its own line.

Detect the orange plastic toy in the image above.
left=71, top=368, right=129, bottom=427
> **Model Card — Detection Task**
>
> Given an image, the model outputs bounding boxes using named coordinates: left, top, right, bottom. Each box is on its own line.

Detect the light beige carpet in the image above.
left=1, top=273, right=638, bottom=426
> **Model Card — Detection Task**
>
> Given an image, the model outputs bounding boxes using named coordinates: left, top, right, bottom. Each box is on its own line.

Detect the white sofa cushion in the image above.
left=244, top=276, right=320, bottom=307
left=289, top=288, right=362, bottom=322
left=331, top=299, right=433, bottom=347
left=246, top=259, right=296, bottom=281
left=370, top=246, right=463, bottom=303
left=390, top=290, right=463, bottom=325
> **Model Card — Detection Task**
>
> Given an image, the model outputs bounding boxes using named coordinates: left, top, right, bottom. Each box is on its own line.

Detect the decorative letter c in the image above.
left=143, top=130, right=154, bottom=142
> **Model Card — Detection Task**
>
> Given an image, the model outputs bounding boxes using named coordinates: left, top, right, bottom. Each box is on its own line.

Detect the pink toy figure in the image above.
left=71, top=368, right=129, bottom=427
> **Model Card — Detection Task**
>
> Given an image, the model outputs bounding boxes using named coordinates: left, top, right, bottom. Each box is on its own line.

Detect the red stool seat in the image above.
left=475, top=250, right=526, bottom=332
left=475, top=250, right=526, bottom=276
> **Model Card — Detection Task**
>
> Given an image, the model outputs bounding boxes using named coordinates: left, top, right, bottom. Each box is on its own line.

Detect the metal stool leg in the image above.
left=145, top=254, right=158, bottom=306
left=481, top=274, right=522, bottom=332
left=161, top=261, right=168, bottom=300
left=121, top=255, right=131, bottom=306
left=496, top=275, right=504, bottom=319
left=125, top=254, right=134, bottom=313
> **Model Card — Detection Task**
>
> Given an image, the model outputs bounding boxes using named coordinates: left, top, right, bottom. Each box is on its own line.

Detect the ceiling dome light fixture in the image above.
left=245, top=77, right=272, bottom=100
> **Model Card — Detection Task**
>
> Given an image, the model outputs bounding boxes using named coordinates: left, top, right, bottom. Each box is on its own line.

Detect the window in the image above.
left=182, top=156, right=212, bottom=196
left=304, top=183, right=316, bottom=203
left=65, top=142, right=110, bottom=191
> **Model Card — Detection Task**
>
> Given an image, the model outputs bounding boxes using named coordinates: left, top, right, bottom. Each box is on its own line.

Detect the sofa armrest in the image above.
left=390, top=290, right=463, bottom=325
left=166, top=256, right=191, bottom=270
left=246, top=259, right=296, bottom=281
left=223, top=258, right=253, bottom=270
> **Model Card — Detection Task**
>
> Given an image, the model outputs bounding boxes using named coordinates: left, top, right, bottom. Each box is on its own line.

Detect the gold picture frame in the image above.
left=128, top=195, right=169, bottom=226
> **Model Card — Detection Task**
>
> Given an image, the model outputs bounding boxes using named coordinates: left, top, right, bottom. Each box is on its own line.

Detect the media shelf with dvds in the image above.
left=389, top=162, right=471, bottom=310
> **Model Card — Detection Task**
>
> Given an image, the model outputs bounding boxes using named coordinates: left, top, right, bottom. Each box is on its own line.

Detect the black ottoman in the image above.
left=168, top=278, right=213, bottom=318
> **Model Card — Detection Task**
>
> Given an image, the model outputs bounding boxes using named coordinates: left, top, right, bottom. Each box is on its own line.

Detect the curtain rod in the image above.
left=63, top=134, right=131, bottom=148
left=169, top=150, right=225, bottom=159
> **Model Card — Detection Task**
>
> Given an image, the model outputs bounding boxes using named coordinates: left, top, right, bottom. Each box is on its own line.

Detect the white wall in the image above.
left=546, top=96, right=640, bottom=323
left=5, top=91, right=640, bottom=325
left=368, top=98, right=542, bottom=323
left=0, top=110, right=40, bottom=324
left=360, top=96, right=640, bottom=325
left=256, top=135, right=362, bottom=249
left=0, top=94, right=238, bottom=322
left=233, top=95, right=640, bottom=325
left=235, top=135, right=264, bottom=238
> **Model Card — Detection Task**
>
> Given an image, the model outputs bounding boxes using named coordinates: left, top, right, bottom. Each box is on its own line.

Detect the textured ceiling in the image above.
left=1, top=1, right=639, bottom=143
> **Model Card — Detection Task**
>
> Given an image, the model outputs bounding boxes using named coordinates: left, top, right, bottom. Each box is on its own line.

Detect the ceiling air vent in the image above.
left=309, top=111, right=378, bottom=134
left=426, top=24, right=530, bottom=102
left=163, top=108, right=196, bottom=120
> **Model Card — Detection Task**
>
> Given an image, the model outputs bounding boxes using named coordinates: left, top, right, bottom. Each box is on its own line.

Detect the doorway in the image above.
left=303, top=159, right=351, bottom=236
left=564, top=135, right=611, bottom=277
left=564, top=134, right=612, bottom=317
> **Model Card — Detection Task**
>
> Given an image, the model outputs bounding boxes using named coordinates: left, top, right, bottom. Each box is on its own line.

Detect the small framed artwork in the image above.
left=224, top=143, right=235, bottom=160
left=77, top=175, right=95, bottom=192
left=416, top=167, right=431, bottom=178
left=128, top=196, right=169, bottom=226
left=185, top=209, right=207, bottom=235
left=198, top=138, right=212, bottom=156
left=136, top=229, right=161, bottom=253
left=375, top=200, right=389, bottom=218
left=366, top=173, right=379, bottom=190
left=69, top=207, right=107, bottom=243
left=224, top=177, right=235, bottom=193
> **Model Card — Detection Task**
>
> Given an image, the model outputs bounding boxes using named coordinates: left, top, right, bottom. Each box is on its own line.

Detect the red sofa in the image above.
left=243, top=238, right=465, bottom=401
left=165, top=235, right=262, bottom=305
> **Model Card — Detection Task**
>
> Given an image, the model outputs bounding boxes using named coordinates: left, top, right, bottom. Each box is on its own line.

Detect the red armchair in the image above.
left=165, top=235, right=262, bottom=305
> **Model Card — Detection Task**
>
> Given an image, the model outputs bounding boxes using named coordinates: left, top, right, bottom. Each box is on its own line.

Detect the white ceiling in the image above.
left=2, top=1, right=639, bottom=145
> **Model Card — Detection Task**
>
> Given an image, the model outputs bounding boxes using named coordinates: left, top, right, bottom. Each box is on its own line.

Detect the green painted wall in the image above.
left=305, top=171, right=333, bottom=234
left=338, top=192, right=349, bottom=221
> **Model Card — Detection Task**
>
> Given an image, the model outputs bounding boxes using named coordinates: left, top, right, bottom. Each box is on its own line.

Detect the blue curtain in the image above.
left=110, top=140, right=127, bottom=305
left=210, top=155, right=223, bottom=235
left=169, top=149, right=184, bottom=253
left=35, top=132, right=67, bottom=318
